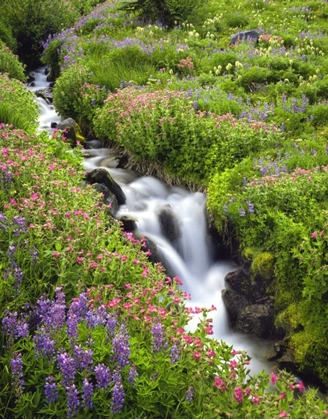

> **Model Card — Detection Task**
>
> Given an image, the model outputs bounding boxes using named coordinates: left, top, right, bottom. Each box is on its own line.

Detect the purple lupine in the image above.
left=106, top=313, right=117, bottom=337
left=0, top=212, right=7, bottom=229
left=13, top=266, right=24, bottom=291
left=111, top=380, right=125, bottom=414
left=11, top=353, right=24, bottom=399
left=30, top=246, right=38, bottom=264
left=112, top=324, right=130, bottom=368
left=66, top=384, right=80, bottom=418
left=128, top=365, right=139, bottom=387
left=66, top=313, right=78, bottom=343
left=151, top=321, right=167, bottom=353
left=68, top=293, right=89, bottom=320
left=34, top=329, right=55, bottom=359
left=247, top=202, right=255, bottom=213
left=73, top=345, right=93, bottom=372
left=11, top=216, right=27, bottom=236
left=185, top=386, right=194, bottom=402
left=82, top=378, right=94, bottom=409
left=238, top=208, right=246, bottom=217
left=85, top=305, right=107, bottom=328
left=170, top=343, right=179, bottom=363
left=44, top=376, right=58, bottom=403
left=2, top=310, right=29, bottom=341
left=57, top=351, right=76, bottom=387
left=94, top=363, right=111, bottom=389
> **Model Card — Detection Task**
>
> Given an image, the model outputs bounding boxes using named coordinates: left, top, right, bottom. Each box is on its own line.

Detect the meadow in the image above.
left=1, top=0, right=328, bottom=417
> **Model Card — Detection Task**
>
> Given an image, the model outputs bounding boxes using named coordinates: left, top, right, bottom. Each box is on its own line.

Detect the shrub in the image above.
left=251, top=252, right=275, bottom=280
left=0, top=41, right=26, bottom=82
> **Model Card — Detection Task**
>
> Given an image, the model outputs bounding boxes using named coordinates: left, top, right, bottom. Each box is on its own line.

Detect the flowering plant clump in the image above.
left=0, top=41, right=26, bottom=82
left=95, top=87, right=284, bottom=183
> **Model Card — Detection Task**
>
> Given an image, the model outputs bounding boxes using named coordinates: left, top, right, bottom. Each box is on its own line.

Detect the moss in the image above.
left=251, top=251, right=275, bottom=280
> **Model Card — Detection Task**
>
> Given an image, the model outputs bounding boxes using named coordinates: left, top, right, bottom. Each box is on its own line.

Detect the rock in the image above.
left=119, top=215, right=137, bottom=232
left=135, top=234, right=163, bottom=265
left=225, top=268, right=255, bottom=302
left=157, top=205, right=181, bottom=243
left=231, top=30, right=259, bottom=44
left=277, top=349, right=298, bottom=375
left=99, top=156, right=119, bottom=169
left=51, top=122, right=57, bottom=128
left=85, top=140, right=102, bottom=149
left=104, top=192, right=119, bottom=215
left=221, top=289, right=250, bottom=325
left=91, top=183, right=110, bottom=200
left=56, top=118, right=85, bottom=146
left=35, top=87, right=53, bottom=103
left=86, top=168, right=126, bottom=205
left=235, top=302, right=276, bottom=338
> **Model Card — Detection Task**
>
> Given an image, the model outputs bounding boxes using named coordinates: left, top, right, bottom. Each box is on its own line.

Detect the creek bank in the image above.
left=33, top=68, right=326, bottom=392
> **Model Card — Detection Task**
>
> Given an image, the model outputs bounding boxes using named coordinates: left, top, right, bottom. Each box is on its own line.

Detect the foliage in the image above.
left=0, top=73, right=39, bottom=132
left=0, top=41, right=26, bottom=82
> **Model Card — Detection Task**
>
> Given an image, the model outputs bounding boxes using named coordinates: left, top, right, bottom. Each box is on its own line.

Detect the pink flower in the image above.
left=30, top=193, right=39, bottom=201
left=270, top=372, right=278, bottom=385
left=192, top=351, right=201, bottom=360
left=76, top=257, right=84, bottom=264
left=252, top=395, right=260, bottom=405
left=311, top=231, right=317, bottom=238
left=234, top=387, right=243, bottom=404
left=297, top=381, right=305, bottom=392
left=53, top=251, right=59, bottom=258
left=280, top=410, right=288, bottom=418
left=279, top=392, right=286, bottom=399
left=214, top=376, right=225, bottom=392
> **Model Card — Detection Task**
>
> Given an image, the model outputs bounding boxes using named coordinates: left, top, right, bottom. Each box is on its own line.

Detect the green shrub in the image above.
left=0, top=41, right=26, bottom=82
left=251, top=252, right=275, bottom=280
left=0, top=73, right=39, bottom=132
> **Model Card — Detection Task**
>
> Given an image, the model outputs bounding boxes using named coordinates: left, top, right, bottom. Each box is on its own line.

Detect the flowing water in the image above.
left=28, top=67, right=275, bottom=376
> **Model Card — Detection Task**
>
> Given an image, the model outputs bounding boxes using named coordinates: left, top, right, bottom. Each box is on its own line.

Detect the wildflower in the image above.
left=128, top=365, right=139, bottom=387
left=151, top=321, right=167, bottom=353
left=11, top=353, right=24, bottom=399
left=311, top=231, right=317, bottom=238
left=73, top=345, right=93, bottom=372
left=112, top=324, right=130, bottom=367
left=111, top=380, right=125, bottom=414
left=95, top=363, right=111, bottom=389
left=297, top=380, right=305, bottom=392
left=234, top=387, right=243, bottom=403
left=280, top=410, right=288, bottom=418
left=193, top=351, right=201, bottom=360
left=34, top=330, right=55, bottom=359
left=82, top=379, right=94, bottom=409
left=270, top=372, right=278, bottom=385
left=44, top=376, right=58, bottom=404
left=252, top=395, right=260, bottom=405
left=239, top=208, right=246, bottom=217
left=214, top=376, right=225, bottom=392
left=66, top=384, right=80, bottom=418
left=185, top=386, right=194, bottom=402
left=57, top=351, right=76, bottom=387
left=170, top=343, right=180, bottom=363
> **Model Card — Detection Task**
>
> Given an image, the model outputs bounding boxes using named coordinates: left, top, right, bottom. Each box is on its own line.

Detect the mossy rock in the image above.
left=251, top=251, right=275, bottom=281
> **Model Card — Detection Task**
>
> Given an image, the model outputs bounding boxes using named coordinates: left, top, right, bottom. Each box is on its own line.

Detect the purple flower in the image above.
left=11, top=353, right=24, bottom=399
left=2, top=310, right=29, bottom=341
left=95, top=363, right=111, bottom=389
left=106, top=313, right=117, bottom=337
left=111, top=380, right=125, bottom=414
left=170, top=343, right=179, bottom=363
left=68, top=293, right=89, bottom=320
left=66, top=384, right=80, bottom=418
left=73, top=345, right=93, bottom=372
left=82, top=379, right=94, bottom=409
left=238, top=208, right=246, bottom=217
left=11, top=216, right=27, bottom=237
left=57, top=351, right=76, bottom=387
left=44, top=376, right=58, bottom=404
left=247, top=202, right=255, bottom=213
left=112, top=324, right=130, bottom=367
left=34, top=329, right=55, bottom=359
left=151, top=321, right=167, bottom=353
left=185, top=386, right=194, bottom=402
left=128, top=365, right=139, bottom=387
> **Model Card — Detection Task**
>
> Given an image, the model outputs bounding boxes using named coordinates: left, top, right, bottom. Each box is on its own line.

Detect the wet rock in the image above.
left=56, top=118, right=85, bottom=146
left=51, top=122, right=57, bottom=128
left=135, top=234, right=163, bottom=265
left=235, top=302, right=276, bottom=338
left=35, top=87, right=53, bottom=103
left=91, top=183, right=110, bottom=199
left=104, top=192, right=119, bottom=215
left=221, top=289, right=250, bottom=325
left=86, top=168, right=126, bottom=205
left=157, top=205, right=181, bottom=243
left=231, top=30, right=259, bottom=44
left=225, top=268, right=255, bottom=302
left=85, top=139, right=102, bottom=149
left=277, top=349, right=298, bottom=374
left=119, top=215, right=137, bottom=232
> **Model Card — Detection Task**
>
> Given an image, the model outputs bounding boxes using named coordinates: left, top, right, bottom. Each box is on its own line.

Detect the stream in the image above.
left=28, top=66, right=275, bottom=377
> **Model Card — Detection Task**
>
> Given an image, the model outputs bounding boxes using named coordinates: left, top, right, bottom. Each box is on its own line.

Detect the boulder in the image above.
left=231, top=30, right=259, bottom=44
left=225, top=268, right=256, bottom=302
left=235, top=302, right=276, bottom=338
left=91, top=183, right=110, bottom=200
left=119, top=215, right=137, bottom=232
left=56, top=118, right=85, bottom=146
left=104, top=192, right=119, bottom=215
left=221, top=289, right=250, bottom=325
left=86, top=168, right=126, bottom=205
left=35, top=87, right=53, bottom=104
left=157, top=205, right=181, bottom=243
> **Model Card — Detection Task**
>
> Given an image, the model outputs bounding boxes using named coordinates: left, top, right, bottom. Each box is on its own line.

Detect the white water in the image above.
left=29, top=67, right=275, bottom=377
